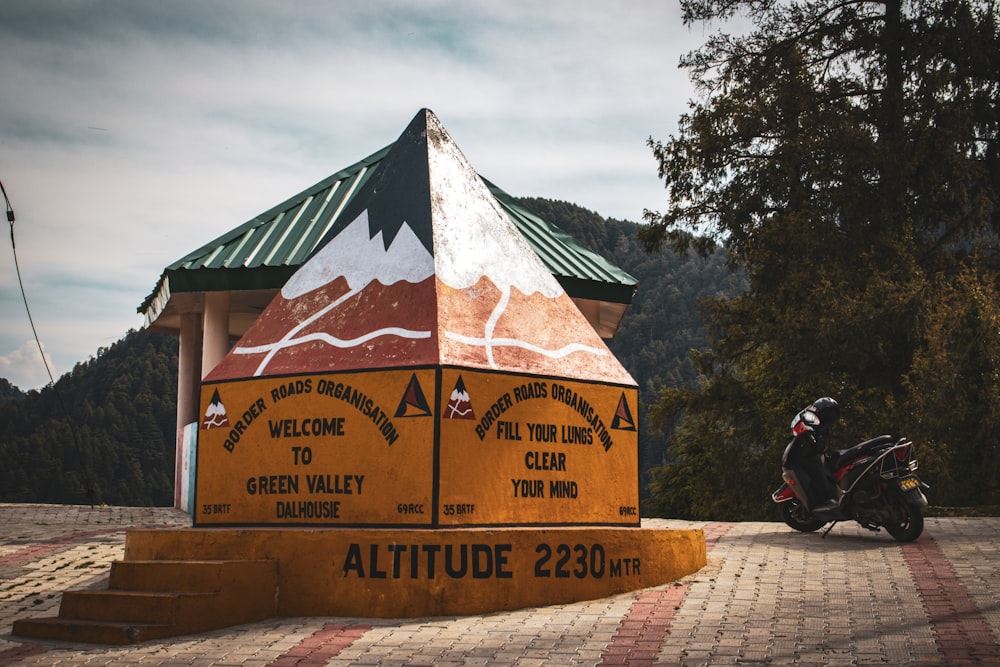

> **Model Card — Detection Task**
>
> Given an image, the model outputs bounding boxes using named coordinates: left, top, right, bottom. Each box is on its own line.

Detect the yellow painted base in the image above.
left=126, top=525, right=706, bottom=618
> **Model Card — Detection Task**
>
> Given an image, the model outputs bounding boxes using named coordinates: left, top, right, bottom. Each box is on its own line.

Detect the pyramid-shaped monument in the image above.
left=204, top=109, right=633, bottom=386
left=12, top=111, right=704, bottom=641
left=196, top=109, right=639, bottom=527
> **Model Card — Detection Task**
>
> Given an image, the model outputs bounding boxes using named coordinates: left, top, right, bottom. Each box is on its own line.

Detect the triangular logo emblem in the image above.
left=202, top=389, right=230, bottom=429
left=611, top=392, right=636, bottom=431
left=395, top=373, right=432, bottom=418
left=444, top=375, right=475, bottom=420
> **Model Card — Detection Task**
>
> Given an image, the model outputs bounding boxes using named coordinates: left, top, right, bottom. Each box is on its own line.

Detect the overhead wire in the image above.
left=2, top=178, right=98, bottom=506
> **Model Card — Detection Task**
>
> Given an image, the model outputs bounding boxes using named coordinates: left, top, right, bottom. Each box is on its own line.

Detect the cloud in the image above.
left=0, top=339, right=55, bottom=391
left=0, top=0, right=706, bottom=390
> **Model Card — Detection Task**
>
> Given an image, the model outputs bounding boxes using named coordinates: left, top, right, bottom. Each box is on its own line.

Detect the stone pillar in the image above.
left=174, top=312, right=203, bottom=508
left=201, top=291, right=231, bottom=379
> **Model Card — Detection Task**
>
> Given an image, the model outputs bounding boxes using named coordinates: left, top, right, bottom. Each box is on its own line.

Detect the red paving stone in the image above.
left=701, top=521, right=736, bottom=549
left=0, top=526, right=163, bottom=567
left=0, top=531, right=117, bottom=567
left=266, top=622, right=371, bottom=666
left=598, top=584, right=690, bottom=666
left=900, top=533, right=1000, bottom=665
left=0, top=643, right=48, bottom=667
left=598, top=522, right=734, bottom=666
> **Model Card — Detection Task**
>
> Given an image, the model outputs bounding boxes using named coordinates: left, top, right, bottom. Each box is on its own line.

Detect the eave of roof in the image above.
left=138, top=145, right=638, bottom=325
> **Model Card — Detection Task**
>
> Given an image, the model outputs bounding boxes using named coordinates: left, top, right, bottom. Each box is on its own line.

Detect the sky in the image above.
left=0, top=0, right=708, bottom=391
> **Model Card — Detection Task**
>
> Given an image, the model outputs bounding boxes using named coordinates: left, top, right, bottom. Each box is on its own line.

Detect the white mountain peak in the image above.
left=281, top=210, right=434, bottom=300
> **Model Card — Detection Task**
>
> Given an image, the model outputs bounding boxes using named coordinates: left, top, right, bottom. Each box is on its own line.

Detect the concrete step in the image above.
left=59, top=589, right=195, bottom=624
left=12, top=617, right=178, bottom=645
left=12, top=559, right=278, bottom=644
left=108, top=559, right=272, bottom=593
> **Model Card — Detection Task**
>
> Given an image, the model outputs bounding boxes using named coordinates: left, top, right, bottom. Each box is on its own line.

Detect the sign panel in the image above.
left=195, top=369, right=436, bottom=526
left=437, top=369, right=639, bottom=526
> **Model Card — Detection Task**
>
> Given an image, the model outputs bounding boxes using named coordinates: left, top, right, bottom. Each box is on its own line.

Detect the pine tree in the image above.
left=641, top=0, right=999, bottom=517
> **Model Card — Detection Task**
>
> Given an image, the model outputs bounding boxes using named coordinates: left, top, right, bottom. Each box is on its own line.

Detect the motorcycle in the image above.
left=771, top=406, right=930, bottom=541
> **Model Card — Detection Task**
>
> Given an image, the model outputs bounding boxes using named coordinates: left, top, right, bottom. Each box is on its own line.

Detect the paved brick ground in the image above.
left=1, top=504, right=998, bottom=666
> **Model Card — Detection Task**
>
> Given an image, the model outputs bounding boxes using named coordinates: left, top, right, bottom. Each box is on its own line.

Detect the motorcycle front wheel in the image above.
left=884, top=501, right=924, bottom=542
left=780, top=500, right=825, bottom=532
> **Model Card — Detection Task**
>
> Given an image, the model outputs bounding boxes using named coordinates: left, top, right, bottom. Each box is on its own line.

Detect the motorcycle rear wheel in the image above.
left=780, top=500, right=825, bottom=532
left=884, top=502, right=924, bottom=542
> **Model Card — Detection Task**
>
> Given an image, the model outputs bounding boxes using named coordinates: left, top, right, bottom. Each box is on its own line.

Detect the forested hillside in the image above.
left=0, top=378, right=22, bottom=406
left=0, top=332, right=178, bottom=506
left=0, top=199, right=734, bottom=508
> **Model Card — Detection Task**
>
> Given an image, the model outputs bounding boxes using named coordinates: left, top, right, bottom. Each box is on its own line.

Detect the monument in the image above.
left=13, top=110, right=705, bottom=643
left=195, top=108, right=641, bottom=529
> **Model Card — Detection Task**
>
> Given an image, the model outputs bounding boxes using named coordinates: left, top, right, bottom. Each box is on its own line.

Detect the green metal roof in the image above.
left=139, top=145, right=637, bottom=326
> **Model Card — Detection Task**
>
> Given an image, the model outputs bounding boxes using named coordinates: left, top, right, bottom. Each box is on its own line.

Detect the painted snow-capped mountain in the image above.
left=221, top=210, right=437, bottom=378
left=444, top=376, right=475, bottom=420
left=204, top=109, right=635, bottom=387
left=202, top=389, right=229, bottom=429
left=282, top=208, right=434, bottom=301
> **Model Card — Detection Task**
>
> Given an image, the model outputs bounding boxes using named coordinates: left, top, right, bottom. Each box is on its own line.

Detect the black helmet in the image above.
left=809, top=397, right=840, bottom=430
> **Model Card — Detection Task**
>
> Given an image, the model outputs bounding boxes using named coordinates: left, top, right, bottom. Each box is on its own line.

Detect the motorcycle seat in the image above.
left=830, top=435, right=895, bottom=469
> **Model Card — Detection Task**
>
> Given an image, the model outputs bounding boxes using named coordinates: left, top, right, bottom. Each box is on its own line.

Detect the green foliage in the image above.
left=641, top=0, right=999, bottom=518
left=0, top=377, right=23, bottom=406
left=0, top=330, right=178, bottom=506
left=904, top=261, right=1000, bottom=505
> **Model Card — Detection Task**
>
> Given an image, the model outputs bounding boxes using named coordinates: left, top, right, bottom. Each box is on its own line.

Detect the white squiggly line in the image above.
left=482, top=284, right=510, bottom=367
left=447, top=284, right=606, bottom=368
left=235, top=285, right=429, bottom=376
left=242, top=287, right=360, bottom=375
left=235, top=271, right=596, bottom=375
left=443, top=331, right=607, bottom=362
left=234, top=327, right=432, bottom=369
left=445, top=403, right=474, bottom=419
